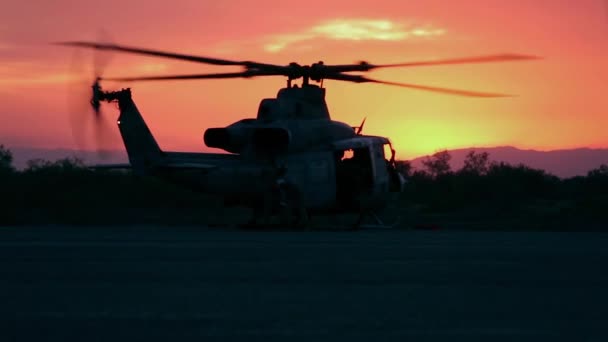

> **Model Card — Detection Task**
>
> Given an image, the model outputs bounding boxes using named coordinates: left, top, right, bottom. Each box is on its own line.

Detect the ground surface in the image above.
left=1, top=226, right=607, bottom=341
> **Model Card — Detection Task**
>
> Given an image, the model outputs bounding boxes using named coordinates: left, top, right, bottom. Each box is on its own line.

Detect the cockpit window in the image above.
left=384, top=143, right=396, bottom=163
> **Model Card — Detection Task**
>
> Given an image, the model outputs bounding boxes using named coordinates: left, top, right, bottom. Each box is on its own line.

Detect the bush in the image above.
left=2, top=145, right=607, bottom=227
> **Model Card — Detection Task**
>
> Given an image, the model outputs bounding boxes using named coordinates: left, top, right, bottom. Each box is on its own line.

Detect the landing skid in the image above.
left=240, top=207, right=309, bottom=230
left=353, top=211, right=402, bottom=230
left=347, top=191, right=403, bottom=230
left=238, top=211, right=402, bottom=231
left=236, top=193, right=404, bottom=231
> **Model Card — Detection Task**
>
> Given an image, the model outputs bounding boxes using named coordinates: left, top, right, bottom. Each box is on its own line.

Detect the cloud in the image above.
left=135, top=63, right=168, bottom=73
left=264, top=19, right=445, bottom=52
left=0, top=73, right=75, bottom=86
left=264, top=33, right=316, bottom=53
left=0, top=61, right=77, bottom=87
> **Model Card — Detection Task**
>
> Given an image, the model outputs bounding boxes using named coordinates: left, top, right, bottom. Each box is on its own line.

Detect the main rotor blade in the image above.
left=377, top=53, right=540, bottom=68
left=326, top=74, right=511, bottom=98
left=55, top=41, right=284, bottom=71
left=324, top=54, right=540, bottom=73
left=102, top=70, right=276, bottom=82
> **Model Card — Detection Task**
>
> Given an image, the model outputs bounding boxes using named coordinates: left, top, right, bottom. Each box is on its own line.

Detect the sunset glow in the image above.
left=1, top=0, right=608, bottom=160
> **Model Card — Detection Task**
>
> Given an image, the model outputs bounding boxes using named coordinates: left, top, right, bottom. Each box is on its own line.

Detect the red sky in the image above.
left=1, top=0, right=608, bottom=159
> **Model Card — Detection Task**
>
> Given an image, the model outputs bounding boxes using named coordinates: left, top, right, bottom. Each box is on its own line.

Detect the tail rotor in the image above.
left=65, top=31, right=116, bottom=158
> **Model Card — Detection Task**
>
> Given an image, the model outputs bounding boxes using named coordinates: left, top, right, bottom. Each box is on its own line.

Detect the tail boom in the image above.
left=112, top=88, right=164, bottom=175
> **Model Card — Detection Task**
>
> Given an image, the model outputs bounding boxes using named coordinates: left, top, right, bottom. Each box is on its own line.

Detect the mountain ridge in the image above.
left=409, top=146, right=608, bottom=178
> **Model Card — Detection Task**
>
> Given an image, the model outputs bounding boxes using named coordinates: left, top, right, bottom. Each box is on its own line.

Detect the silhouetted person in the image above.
left=337, top=148, right=373, bottom=208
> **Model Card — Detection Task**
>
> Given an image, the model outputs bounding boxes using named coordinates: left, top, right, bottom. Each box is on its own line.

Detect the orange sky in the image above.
left=1, top=0, right=608, bottom=159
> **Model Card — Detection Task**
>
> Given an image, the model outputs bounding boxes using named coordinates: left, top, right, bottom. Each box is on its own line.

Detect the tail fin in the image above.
left=115, top=89, right=164, bottom=175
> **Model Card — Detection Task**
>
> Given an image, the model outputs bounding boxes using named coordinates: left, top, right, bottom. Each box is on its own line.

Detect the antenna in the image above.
left=356, top=117, right=367, bottom=135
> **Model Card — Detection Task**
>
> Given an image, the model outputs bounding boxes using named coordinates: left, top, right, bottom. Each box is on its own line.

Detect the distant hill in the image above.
left=6, top=145, right=608, bottom=178
left=410, top=146, right=608, bottom=178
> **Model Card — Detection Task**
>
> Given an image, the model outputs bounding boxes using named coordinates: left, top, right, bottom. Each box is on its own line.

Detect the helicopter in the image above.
left=58, top=41, right=538, bottom=228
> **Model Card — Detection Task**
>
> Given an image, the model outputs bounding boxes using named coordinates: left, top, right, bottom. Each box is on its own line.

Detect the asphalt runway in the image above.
left=1, top=226, right=608, bottom=341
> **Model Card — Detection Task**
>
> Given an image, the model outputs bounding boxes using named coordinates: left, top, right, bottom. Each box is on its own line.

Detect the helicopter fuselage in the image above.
left=108, top=84, right=403, bottom=217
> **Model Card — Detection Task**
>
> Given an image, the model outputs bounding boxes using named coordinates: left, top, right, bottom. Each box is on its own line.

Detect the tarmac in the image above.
left=1, top=225, right=608, bottom=341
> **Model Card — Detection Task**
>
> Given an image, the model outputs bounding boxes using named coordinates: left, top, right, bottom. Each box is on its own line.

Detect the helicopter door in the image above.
left=370, top=142, right=390, bottom=195
left=335, top=146, right=374, bottom=208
